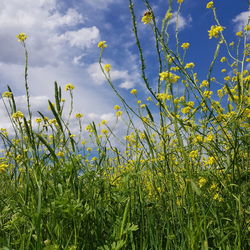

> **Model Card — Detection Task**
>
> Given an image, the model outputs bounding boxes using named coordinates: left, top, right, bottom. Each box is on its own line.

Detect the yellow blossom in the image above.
left=198, top=177, right=207, bottom=188
left=200, top=80, right=209, bottom=87
left=159, top=71, right=180, bottom=83
left=65, top=83, right=75, bottom=91
left=206, top=1, right=214, bottom=9
left=236, top=31, right=243, bottom=37
left=2, top=92, right=12, bottom=98
left=104, top=64, right=111, bottom=72
left=165, top=12, right=172, bottom=20
left=141, top=11, right=153, bottom=24
left=208, top=25, right=224, bottom=39
left=12, top=111, right=24, bottom=119
left=35, top=118, right=42, bottom=123
left=57, top=151, right=65, bottom=157
left=98, top=41, right=107, bottom=48
left=75, top=113, right=83, bottom=119
left=184, top=62, right=195, bottom=69
left=114, top=105, right=120, bottom=110
left=130, top=89, right=137, bottom=95
left=181, top=106, right=191, bottom=114
left=244, top=25, right=250, bottom=31
left=203, top=90, right=213, bottom=98
left=116, top=111, right=123, bottom=117
left=16, top=33, right=28, bottom=42
left=181, top=42, right=190, bottom=49
left=177, top=0, right=184, bottom=3
left=189, top=150, right=198, bottom=158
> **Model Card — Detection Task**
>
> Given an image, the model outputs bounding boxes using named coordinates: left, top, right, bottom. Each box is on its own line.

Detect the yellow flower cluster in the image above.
left=2, top=92, right=12, bottom=98
left=130, top=89, right=137, bottom=95
left=75, top=113, right=83, bottom=118
left=181, top=43, right=190, bottom=49
left=208, top=25, right=224, bottom=39
left=12, top=111, right=24, bottom=119
left=184, top=62, right=195, bottom=69
left=16, top=33, right=28, bottom=42
left=141, top=11, right=153, bottom=24
left=98, top=41, right=107, bottom=48
left=206, top=1, right=214, bottom=9
left=104, top=64, right=111, bottom=72
left=65, top=83, right=75, bottom=91
left=159, top=71, right=180, bottom=83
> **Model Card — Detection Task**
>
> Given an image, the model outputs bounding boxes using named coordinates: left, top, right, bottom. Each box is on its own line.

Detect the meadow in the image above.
left=0, top=0, right=250, bottom=249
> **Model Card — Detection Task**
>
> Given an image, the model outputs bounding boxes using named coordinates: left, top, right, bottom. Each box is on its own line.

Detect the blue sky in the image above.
left=0, top=0, right=249, bottom=132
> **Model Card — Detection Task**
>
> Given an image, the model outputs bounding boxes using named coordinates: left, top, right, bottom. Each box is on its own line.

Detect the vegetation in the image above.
left=0, top=0, right=249, bottom=249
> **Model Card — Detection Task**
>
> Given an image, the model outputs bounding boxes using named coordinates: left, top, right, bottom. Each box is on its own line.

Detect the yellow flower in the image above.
left=104, top=64, right=111, bottom=72
left=204, top=133, right=214, bottom=142
left=101, top=120, right=107, bottom=125
left=130, top=89, right=137, bottom=95
left=198, top=177, right=207, bottom=188
left=189, top=150, right=198, bottom=158
left=116, top=111, right=123, bottom=117
left=244, top=25, right=250, bottom=31
left=65, top=83, right=75, bottom=91
left=200, top=80, right=209, bottom=87
left=165, top=12, right=172, bottom=20
left=229, top=42, right=234, bottom=46
left=203, top=90, right=213, bottom=98
left=57, top=151, right=65, bottom=157
left=86, top=147, right=93, bottom=152
left=221, top=68, right=226, bottom=73
left=181, top=106, right=191, bottom=114
left=181, top=42, right=190, bottom=49
left=224, top=76, right=230, bottom=81
left=177, top=0, right=184, bottom=3
left=206, top=156, right=216, bottom=165
left=184, top=62, right=195, bottom=69
left=2, top=91, right=13, bottom=98
left=75, top=113, right=83, bottom=118
left=147, top=96, right=152, bottom=101
left=16, top=33, right=28, bottom=42
left=236, top=31, right=243, bottom=37
left=206, top=1, right=214, bottom=9
left=114, top=105, right=120, bottom=110
left=101, top=129, right=108, bottom=134
left=208, top=25, right=224, bottom=39
left=12, top=111, right=24, bottom=119
left=141, top=11, right=153, bottom=24
left=98, top=41, right=107, bottom=48
left=35, top=118, right=43, bottom=123
left=157, top=93, right=172, bottom=101
left=159, top=71, right=180, bottom=83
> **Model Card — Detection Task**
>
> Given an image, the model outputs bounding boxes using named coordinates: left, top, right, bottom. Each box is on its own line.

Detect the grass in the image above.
left=0, top=0, right=250, bottom=249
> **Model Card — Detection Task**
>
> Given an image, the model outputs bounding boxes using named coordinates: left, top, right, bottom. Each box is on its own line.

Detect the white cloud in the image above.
left=169, top=12, right=192, bottom=31
left=59, top=27, right=100, bottom=49
left=83, top=0, right=119, bottom=9
left=232, top=11, right=250, bottom=31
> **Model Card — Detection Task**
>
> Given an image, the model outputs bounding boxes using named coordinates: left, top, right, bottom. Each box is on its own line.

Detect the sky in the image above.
left=0, top=0, right=249, bottom=134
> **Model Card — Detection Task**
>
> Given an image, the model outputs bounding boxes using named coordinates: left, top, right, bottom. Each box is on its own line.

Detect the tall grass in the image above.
left=0, top=0, right=250, bottom=249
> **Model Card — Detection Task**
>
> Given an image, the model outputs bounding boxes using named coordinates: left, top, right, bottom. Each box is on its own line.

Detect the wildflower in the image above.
left=184, top=62, right=195, bottom=69
left=57, top=151, right=65, bottom=157
left=181, top=106, right=191, bottom=114
left=2, top=92, right=12, bottom=98
left=101, top=129, right=108, bottom=134
left=141, top=11, right=153, bottom=24
left=224, top=76, right=230, bottom=81
left=104, top=64, right=111, bottom=72
left=181, top=42, right=190, bottom=49
left=244, top=25, right=250, bottom=31
left=217, top=89, right=223, bottom=98
left=208, top=25, right=224, bottom=39
left=159, top=71, right=180, bottom=83
left=98, top=41, right=107, bottom=48
left=12, top=111, right=24, bottom=119
left=85, top=124, right=93, bottom=132
left=200, top=80, right=209, bottom=87
left=75, top=113, right=83, bottom=118
left=204, top=133, right=214, bottom=142
left=0, top=163, right=8, bottom=173
left=198, top=177, right=207, bottom=188
left=236, top=31, right=243, bottom=37
left=187, top=101, right=194, bottom=107
left=140, top=104, right=146, bottom=108
left=206, top=1, right=214, bottom=9
left=61, top=98, right=65, bottom=102
left=177, top=0, right=184, bottom=3
left=189, top=150, right=198, bottom=158
left=203, top=90, right=213, bottom=98
left=65, top=83, right=75, bottom=91
left=157, top=93, right=171, bottom=101
left=35, top=118, right=42, bottom=123
left=137, top=100, right=142, bottom=104
left=146, top=96, right=152, bottom=101
left=229, top=42, right=234, bottom=46
left=165, top=11, right=172, bottom=20
left=86, top=147, right=93, bottom=152
left=206, top=156, right=216, bottom=165
left=101, top=120, right=107, bottom=125
left=221, top=68, right=226, bottom=73
left=81, top=140, right=86, bottom=145
left=16, top=33, right=28, bottom=42
left=116, top=111, right=123, bottom=117
left=130, top=89, right=137, bottom=95
left=210, top=183, right=217, bottom=190
left=114, top=105, right=121, bottom=110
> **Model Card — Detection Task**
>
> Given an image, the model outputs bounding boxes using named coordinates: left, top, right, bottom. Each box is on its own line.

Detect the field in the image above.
left=0, top=0, right=250, bottom=249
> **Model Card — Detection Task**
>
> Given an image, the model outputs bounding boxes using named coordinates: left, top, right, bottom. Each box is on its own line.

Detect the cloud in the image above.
left=169, top=12, right=192, bottom=31
left=232, top=11, right=250, bottom=31
left=82, top=0, right=120, bottom=10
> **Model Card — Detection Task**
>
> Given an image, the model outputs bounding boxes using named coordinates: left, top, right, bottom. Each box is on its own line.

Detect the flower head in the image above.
left=75, top=113, right=83, bottom=118
left=181, top=42, right=190, bottom=49
left=16, top=33, right=28, bottom=42
left=184, top=62, right=195, bottom=69
left=2, top=92, right=12, bottom=98
left=159, top=71, right=180, bottom=83
left=130, top=89, right=137, bottom=95
left=12, top=111, right=24, bottom=119
left=141, top=11, right=153, bottom=24
left=98, top=41, right=107, bottom=48
left=206, top=1, right=214, bottom=9
left=104, top=64, right=111, bottom=72
left=208, top=25, right=224, bottom=39
left=65, top=83, right=75, bottom=91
